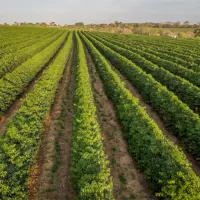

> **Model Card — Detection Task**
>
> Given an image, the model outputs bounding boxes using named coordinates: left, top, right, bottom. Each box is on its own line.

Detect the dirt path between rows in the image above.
left=31, top=44, right=76, bottom=200
left=0, top=40, right=66, bottom=136
left=108, top=61, right=200, bottom=177
left=85, top=47, right=156, bottom=200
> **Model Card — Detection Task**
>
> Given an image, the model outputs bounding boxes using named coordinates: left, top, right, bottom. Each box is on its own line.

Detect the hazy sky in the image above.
left=0, top=0, right=199, bottom=25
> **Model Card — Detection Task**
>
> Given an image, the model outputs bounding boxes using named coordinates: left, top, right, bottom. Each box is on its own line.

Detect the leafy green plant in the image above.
left=80, top=32, right=200, bottom=199
left=0, top=32, right=73, bottom=199
left=71, top=32, right=113, bottom=200
left=83, top=31, right=200, bottom=163
left=89, top=32, right=200, bottom=112
left=0, top=30, right=65, bottom=78
left=0, top=32, right=68, bottom=113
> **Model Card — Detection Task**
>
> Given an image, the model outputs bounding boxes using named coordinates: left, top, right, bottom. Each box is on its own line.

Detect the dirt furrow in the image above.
left=33, top=44, right=75, bottom=200
left=0, top=41, right=66, bottom=136
left=108, top=61, right=200, bottom=177
left=84, top=47, right=155, bottom=200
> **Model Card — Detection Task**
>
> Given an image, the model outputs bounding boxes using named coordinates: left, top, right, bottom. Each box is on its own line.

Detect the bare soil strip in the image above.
left=85, top=47, right=156, bottom=200
left=109, top=61, right=200, bottom=177
left=0, top=41, right=66, bottom=136
left=33, top=45, right=76, bottom=200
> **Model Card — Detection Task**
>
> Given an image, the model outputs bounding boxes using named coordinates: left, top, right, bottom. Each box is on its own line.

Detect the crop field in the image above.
left=0, top=26, right=200, bottom=200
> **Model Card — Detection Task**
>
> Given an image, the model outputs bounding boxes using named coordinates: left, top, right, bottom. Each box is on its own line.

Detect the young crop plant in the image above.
left=80, top=31, right=200, bottom=200
left=88, top=32, right=200, bottom=112
left=0, top=32, right=73, bottom=200
left=0, top=30, right=65, bottom=78
left=0, top=32, right=68, bottom=113
left=71, top=32, right=113, bottom=200
left=83, top=32, right=200, bottom=163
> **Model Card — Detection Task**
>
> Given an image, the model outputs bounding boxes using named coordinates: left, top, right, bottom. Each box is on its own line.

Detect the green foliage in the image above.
left=74, top=22, right=84, bottom=26
left=0, top=29, right=65, bottom=78
left=89, top=33, right=200, bottom=112
left=0, top=32, right=73, bottom=199
left=96, top=31, right=200, bottom=67
left=71, top=32, right=113, bottom=199
left=94, top=32, right=200, bottom=87
left=92, top=32, right=199, bottom=71
left=0, top=32, right=68, bottom=113
left=0, top=28, right=58, bottom=59
left=80, top=31, right=200, bottom=200
left=83, top=31, right=200, bottom=163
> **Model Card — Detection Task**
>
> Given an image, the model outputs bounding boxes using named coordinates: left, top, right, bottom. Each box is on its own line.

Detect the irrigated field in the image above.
left=0, top=26, right=200, bottom=200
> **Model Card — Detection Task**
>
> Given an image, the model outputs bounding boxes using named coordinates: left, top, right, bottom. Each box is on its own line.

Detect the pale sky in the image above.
left=0, top=0, right=199, bottom=25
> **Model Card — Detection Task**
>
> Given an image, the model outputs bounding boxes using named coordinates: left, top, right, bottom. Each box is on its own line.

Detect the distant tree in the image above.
left=19, top=22, right=28, bottom=26
left=183, top=21, right=190, bottom=28
left=174, top=21, right=181, bottom=28
left=40, top=22, right=48, bottom=26
left=114, top=21, right=119, bottom=26
left=184, top=20, right=190, bottom=25
left=75, top=22, right=84, bottom=26
left=109, top=23, right=115, bottom=27
left=114, top=21, right=123, bottom=27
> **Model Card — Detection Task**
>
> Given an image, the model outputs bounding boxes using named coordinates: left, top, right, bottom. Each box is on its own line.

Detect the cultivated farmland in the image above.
left=0, top=26, right=200, bottom=200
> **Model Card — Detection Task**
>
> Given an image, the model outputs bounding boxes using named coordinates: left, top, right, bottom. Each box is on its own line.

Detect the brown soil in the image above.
left=0, top=40, right=66, bottom=136
left=33, top=44, right=76, bottom=200
left=85, top=47, right=156, bottom=200
left=109, top=62, right=200, bottom=177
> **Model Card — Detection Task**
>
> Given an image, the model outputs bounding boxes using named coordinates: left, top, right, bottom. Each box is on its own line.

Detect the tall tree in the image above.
left=183, top=21, right=190, bottom=28
left=75, top=22, right=84, bottom=26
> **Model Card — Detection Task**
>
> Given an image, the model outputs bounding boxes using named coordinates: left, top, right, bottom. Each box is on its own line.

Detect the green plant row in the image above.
left=0, top=30, right=65, bottom=78
left=88, top=32, right=200, bottom=87
left=0, top=32, right=68, bottom=114
left=88, top=32, right=200, bottom=112
left=94, top=32, right=200, bottom=72
left=82, top=32, right=200, bottom=163
left=0, top=32, right=73, bottom=200
left=118, top=33, right=200, bottom=65
left=140, top=45, right=199, bottom=70
left=122, top=33, right=200, bottom=65
left=120, top=33, right=200, bottom=71
left=71, top=32, right=113, bottom=200
left=0, top=27, right=51, bottom=50
left=123, top=33, right=200, bottom=59
left=80, top=32, right=200, bottom=200
left=0, top=32, right=39, bottom=56
left=0, top=29, right=57, bottom=59
left=144, top=47, right=200, bottom=71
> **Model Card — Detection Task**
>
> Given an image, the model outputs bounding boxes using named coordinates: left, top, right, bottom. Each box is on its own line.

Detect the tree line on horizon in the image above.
left=1, top=20, right=200, bottom=38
